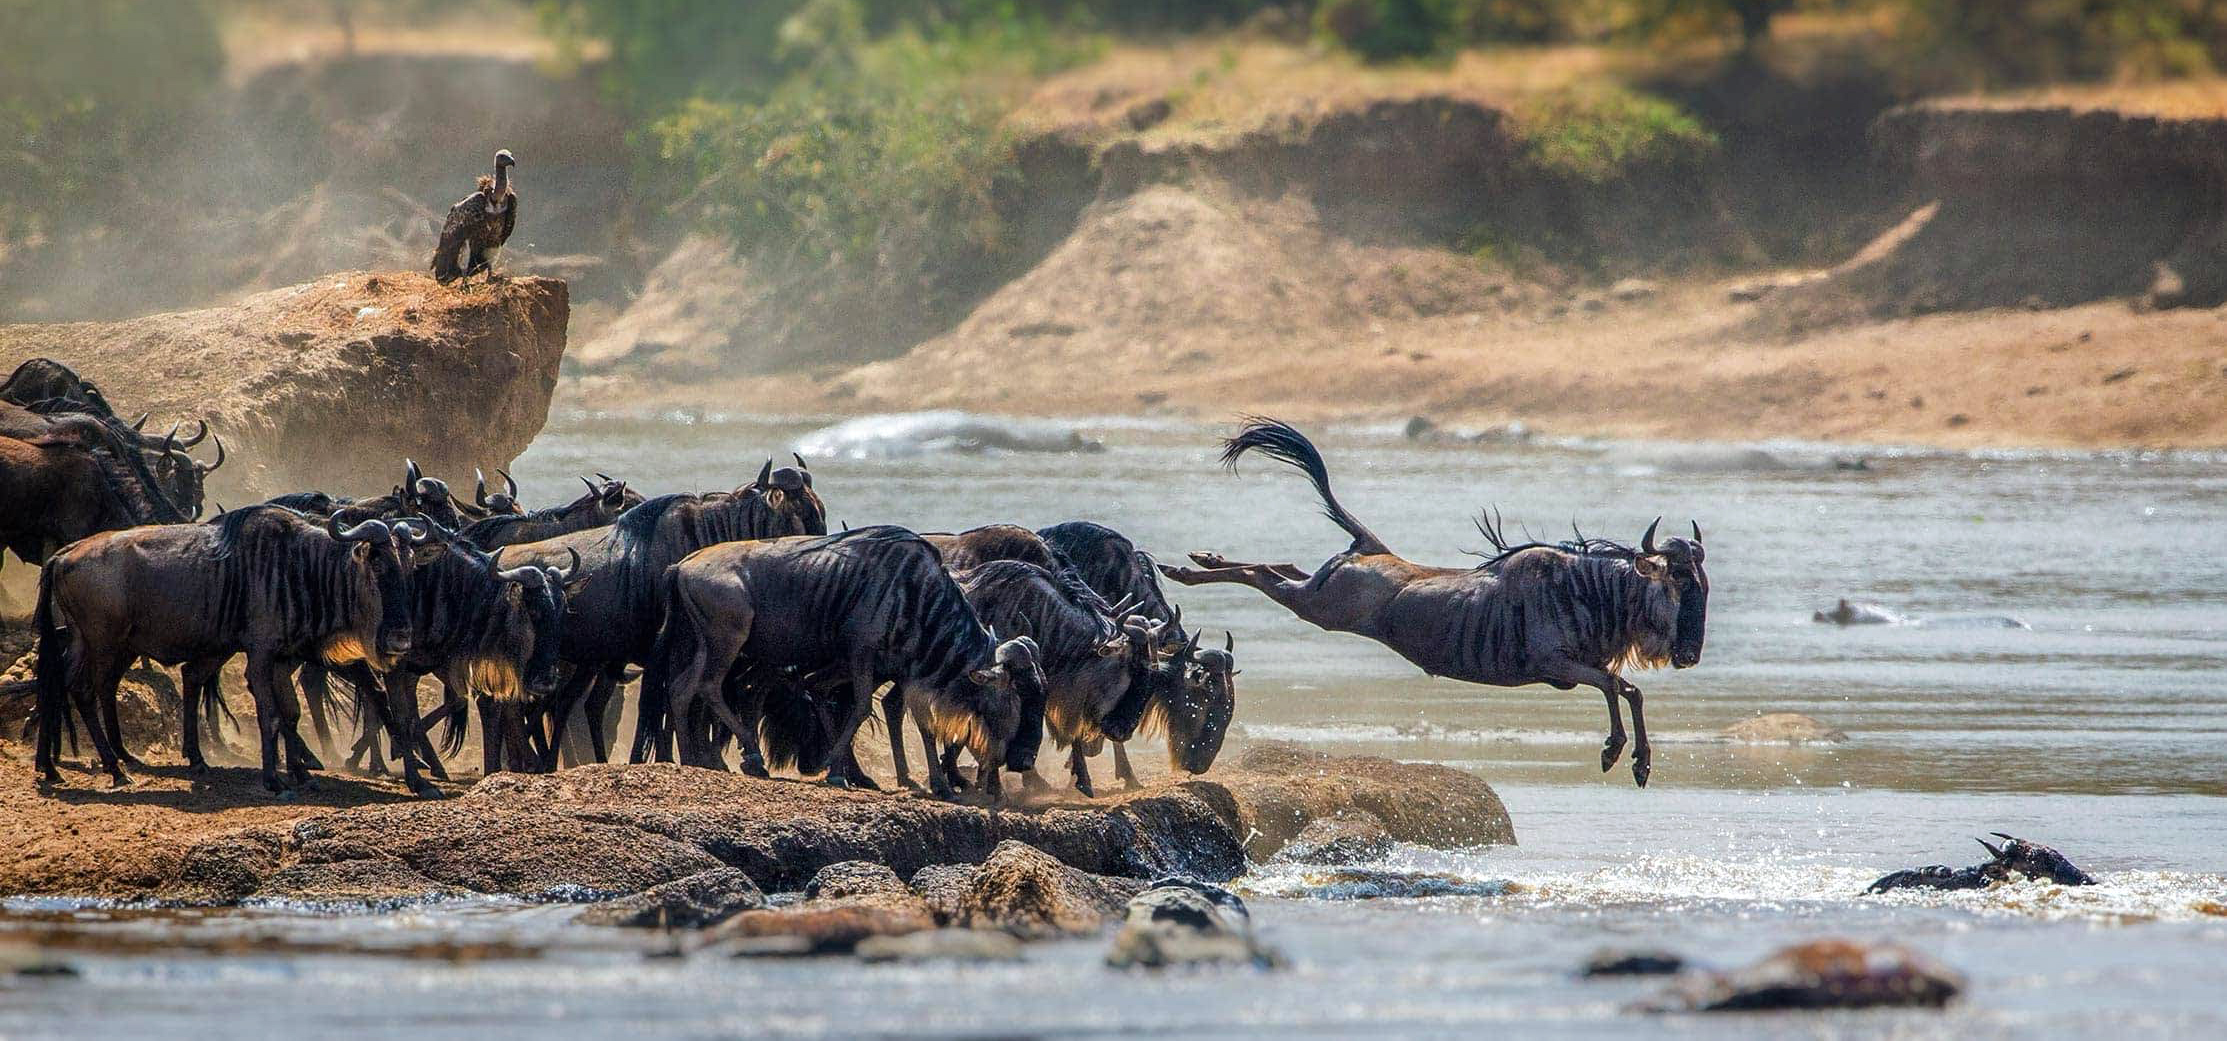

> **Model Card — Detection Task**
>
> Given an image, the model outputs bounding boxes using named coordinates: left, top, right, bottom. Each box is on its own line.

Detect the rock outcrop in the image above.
left=1218, top=743, right=1516, bottom=859
left=0, top=272, right=567, bottom=495
left=3, top=747, right=1509, bottom=906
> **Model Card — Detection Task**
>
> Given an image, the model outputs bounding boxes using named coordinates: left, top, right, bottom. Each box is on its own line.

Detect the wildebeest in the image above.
left=502, top=461, right=827, bottom=770
left=948, top=559, right=1176, bottom=795
left=319, top=522, right=580, bottom=796
left=922, top=524, right=1073, bottom=576
left=33, top=507, right=416, bottom=793
left=333, top=460, right=468, bottom=531
left=461, top=474, right=641, bottom=550
left=1039, top=520, right=1239, bottom=784
left=649, top=526, right=1047, bottom=803
left=1865, top=833, right=2096, bottom=894
left=1161, top=418, right=1709, bottom=786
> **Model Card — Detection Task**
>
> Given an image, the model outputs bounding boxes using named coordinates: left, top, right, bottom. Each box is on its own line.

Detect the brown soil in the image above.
left=0, top=271, right=568, bottom=495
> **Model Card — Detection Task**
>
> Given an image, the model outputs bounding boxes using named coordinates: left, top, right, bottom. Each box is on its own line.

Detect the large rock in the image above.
left=577, top=868, right=765, bottom=928
left=1106, top=881, right=1282, bottom=969
left=1273, top=810, right=1394, bottom=866
left=1641, top=939, right=1963, bottom=1012
left=1219, top=743, right=1515, bottom=859
left=948, top=840, right=1144, bottom=938
left=0, top=272, right=567, bottom=495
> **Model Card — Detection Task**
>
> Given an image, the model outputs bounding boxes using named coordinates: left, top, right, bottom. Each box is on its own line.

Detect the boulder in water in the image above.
left=578, top=868, right=765, bottom=929
left=1582, top=948, right=1688, bottom=977
left=1273, top=811, right=1394, bottom=866
left=1722, top=713, right=1848, bottom=745
left=1106, top=881, right=1282, bottom=970
left=1640, top=939, right=1963, bottom=1012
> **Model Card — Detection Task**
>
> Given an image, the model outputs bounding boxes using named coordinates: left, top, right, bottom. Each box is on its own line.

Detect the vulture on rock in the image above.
left=431, top=149, right=517, bottom=283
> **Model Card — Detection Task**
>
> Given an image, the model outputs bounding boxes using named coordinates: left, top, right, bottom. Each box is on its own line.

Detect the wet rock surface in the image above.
left=1642, top=939, right=1964, bottom=1012
left=1106, top=880, right=1282, bottom=969
left=1582, top=948, right=1688, bottom=977
left=1219, top=743, right=1515, bottom=858
left=1273, top=810, right=1395, bottom=866
left=578, top=868, right=765, bottom=929
left=948, top=840, right=1145, bottom=938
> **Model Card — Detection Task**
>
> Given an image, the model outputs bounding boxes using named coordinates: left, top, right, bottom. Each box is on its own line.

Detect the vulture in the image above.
left=431, top=149, right=517, bottom=283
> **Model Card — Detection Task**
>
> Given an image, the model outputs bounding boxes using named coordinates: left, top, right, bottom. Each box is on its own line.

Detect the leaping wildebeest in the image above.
left=1161, top=418, right=1709, bottom=786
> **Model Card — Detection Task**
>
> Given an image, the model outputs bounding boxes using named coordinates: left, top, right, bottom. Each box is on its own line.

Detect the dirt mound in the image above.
left=1757, top=105, right=2227, bottom=334
left=0, top=272, right=567, bottom=495
left=0, top=748, right=1510, bottom=903
left=841, top=185, right=1509, bottom=409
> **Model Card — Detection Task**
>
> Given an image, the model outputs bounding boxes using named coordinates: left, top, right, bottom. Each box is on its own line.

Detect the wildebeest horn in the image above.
left=1225, top=630, right=1234, bottom=652
left=196, top=434, right=226, bottom=473
left=161, top=422, right=181, bottom=452
left=406, top=458, right=422, bottom=487
left=595, top=471, right=614, bottom=482
left=1977, top=837, right=2006, bottom=860
left=547, top=546, right=582, bottom=584
left=131, top=411, right=149, bottom=432
left=755, top=459, right=772, bottom=489
left=1691, top=520, right=1703, bottom=544
left=580, top=475, right=599, bottom=495
left=1641, top=517, right=1661, bottom=555
left=177, top=420, right=208, bottom=448
left=476, top=469, right=493, bottom=508
left=501, top=468, right=518, bottom=500
left=330, top=517, right=390, bottom=543
left=793, top=452, right=809, bottom=470
left=398, top=517, right=435, bottom=544
left=1108, top=592, right=1139, bottom=618
left=496, top=564, right=548, bottom=587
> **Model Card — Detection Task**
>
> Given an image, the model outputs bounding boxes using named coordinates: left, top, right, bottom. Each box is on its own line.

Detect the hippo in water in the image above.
left=1864, top=834, right=2096, bottom=894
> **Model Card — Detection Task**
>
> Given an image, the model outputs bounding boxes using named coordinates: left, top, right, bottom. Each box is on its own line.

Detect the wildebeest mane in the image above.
left=208, top=506, right=371, bottom=649
left=1469, top=507, right=1637, bottom=570
left=957, top=560, right=1112, bottom=669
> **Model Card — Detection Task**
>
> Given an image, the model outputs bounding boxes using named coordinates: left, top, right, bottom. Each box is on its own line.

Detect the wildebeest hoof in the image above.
left=105, top=773, right=133, bottom=789
left=118, top=753, right=149, bottom=770
left=269, top=785, right=298, bottom=801
left=1073, top=779, right=1096, bottom=798
left=1600, top=741, right=1624, bottom=772
left=821, top=775, right=852, bottom=790
left=740, top=759, right=771, bottom=779
left=1187, top=551, right=1231, bottom=568
left=410, top=783, right=446, bottom=800
left=1633, top=758, right=1651, bottom=787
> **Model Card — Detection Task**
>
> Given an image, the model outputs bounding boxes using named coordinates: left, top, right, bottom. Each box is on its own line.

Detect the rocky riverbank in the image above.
left=0, top=744, right=1513, bottom=905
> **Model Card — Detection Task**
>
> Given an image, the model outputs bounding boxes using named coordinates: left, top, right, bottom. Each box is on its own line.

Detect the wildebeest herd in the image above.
left=10, top=360, right=1711, bottom=804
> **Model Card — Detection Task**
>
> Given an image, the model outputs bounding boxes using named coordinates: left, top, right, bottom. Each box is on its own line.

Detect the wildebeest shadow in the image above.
left=36, top=761, right=436, bottom=813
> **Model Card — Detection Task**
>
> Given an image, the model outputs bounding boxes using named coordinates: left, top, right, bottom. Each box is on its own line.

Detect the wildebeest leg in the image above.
left=78, top=650, right=132, bottom=786
left=1540, top=660, right=1642, bottom=786
left=1111, top=741, right=1141, bottom=789
left=1622, top=679, right=1652, bottom=788
left=178, top=656, right=224, bottom=775
left=881, top=686, right=916, bottom=791
left=295, top=661, right=339, bottom=765
left=379, top=669, right=441, bottom=798
left=242, top=654, right=293, bottom=795
left=478, top=693, right=503, bottom=776
left=270, top=664, right=320, bottom=788
left=938, top=743, right=971, bottom=792
left=538, top=667, right=598, bottom=771
left=1186, top=551, right=1311, bottom=582
left=1068, top=744, right=1095, bottom=798
left=914, top=710, right=955, bottom=801
left=97, top=669, right=147, bottom=771
left=666, top=586, right=755, bottom=771
left=820, top=659, right=877, bottom=790
left=587, top=671, right=623, bottom=764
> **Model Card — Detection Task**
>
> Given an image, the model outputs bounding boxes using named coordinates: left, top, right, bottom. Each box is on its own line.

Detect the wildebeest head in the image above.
left=1636, top=519, right=1709, bottom=669
left=475, top=468, right=524, bottom=515
left=330, top=516, right=415, bottom=666
left=1161, top=629, right=1237, bottom=774
left=751, top=457, right=827, bottom=536
left=492, top=549, right=579, bottom=698
left=966, top=633, right=1045, bottom=773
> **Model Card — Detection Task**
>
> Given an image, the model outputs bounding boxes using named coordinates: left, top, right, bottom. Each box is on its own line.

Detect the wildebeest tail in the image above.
left=1220, top=416, right=1389, bottom=556
left=755, top=683, right=835, bottom=774
left=31, top=561, right=70, bottom=772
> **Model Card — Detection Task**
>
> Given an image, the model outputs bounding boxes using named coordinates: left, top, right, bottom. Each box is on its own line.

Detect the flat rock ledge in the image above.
left=16, top=746, right=1512, bottom=906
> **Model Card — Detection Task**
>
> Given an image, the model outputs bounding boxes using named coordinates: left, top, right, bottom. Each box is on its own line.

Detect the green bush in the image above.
left=1315, top=0, right=1456, bottom=60
left=1515, top=86, right=1718, bottom=183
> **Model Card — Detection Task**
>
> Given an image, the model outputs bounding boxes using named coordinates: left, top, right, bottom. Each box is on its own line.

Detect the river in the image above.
left=4, top=412, right=2223, bottom=1038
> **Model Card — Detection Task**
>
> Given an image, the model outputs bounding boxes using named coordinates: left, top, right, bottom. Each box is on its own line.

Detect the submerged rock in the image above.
left=1274, top=868, right=1508, bottom=901
left=1721, top=713, right=1848, bottom=745
left=578, top=868, right=765, bottom=929
left=1274, top=811, right=1395, bottom=866
left=949, top=840, right=1144, bottom=938
left=854, top=928, right=1024, bottom=964
left=1582, top=948, right=1688, bottom=977
left=1814, top=598, right=1905, bottom=625
left=1641, top=939, right=1963, bottom=1012
left=805, top=861, right=911, bottom=902
left=1106, top=881, right=1282, bottom=970
left=713, top=891, right=939, bottom=955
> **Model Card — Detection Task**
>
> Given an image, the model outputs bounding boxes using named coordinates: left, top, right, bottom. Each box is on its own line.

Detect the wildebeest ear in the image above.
left=1633, top=555, right=1669, bottom=580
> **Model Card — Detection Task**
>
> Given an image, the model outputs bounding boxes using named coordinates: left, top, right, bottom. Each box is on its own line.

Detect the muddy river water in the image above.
left=5, top=413, right=2224, bottom=1038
